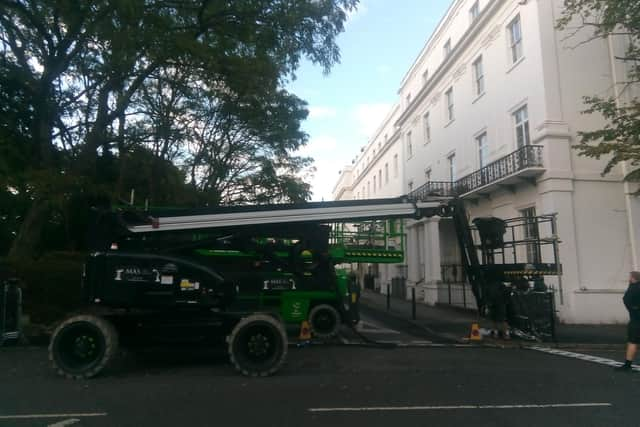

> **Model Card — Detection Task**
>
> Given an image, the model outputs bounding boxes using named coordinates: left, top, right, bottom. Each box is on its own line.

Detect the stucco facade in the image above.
left=332, top=0, right=640, bottom=324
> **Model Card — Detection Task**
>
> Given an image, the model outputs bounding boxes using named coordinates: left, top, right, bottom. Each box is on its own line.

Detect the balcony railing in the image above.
left=409, top=145, right=544, bottom=200
left=408, top=181, right=458, bottom=199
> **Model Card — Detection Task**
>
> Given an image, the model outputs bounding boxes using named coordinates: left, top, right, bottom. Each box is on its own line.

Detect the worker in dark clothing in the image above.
left=486, top=281, right=510, bottom=339
left=615, top=271, right=640, bottom=372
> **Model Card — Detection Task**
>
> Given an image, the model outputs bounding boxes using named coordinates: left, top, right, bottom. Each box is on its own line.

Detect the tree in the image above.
left=0, top=0, right=357, bottom=258
left=184, top=85, right=313, bottom=205
left=557, top=0, right=640, bottom=185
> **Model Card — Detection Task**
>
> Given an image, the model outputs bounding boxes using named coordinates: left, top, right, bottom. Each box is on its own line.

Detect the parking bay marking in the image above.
left=308, top=403, right=612, bottom=413
left=48, top=419, right=80, bottom=427
left=528, top=346, right=640, bottom=371
left=356, top=321, right=402, bottom=334
left=0, top=413, right=107, bottom=421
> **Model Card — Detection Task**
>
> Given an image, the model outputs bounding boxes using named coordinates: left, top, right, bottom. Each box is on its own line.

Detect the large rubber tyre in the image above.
left=227, top=314, right=287, bottom=377
left=49, top=314, right=119, bottom=380
left=308, top=304, right=341, bottom=339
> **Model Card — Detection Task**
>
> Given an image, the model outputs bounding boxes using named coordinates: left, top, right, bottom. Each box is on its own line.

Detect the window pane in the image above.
left=521, top=207, right=541, bottom=263
left=509, top=16, right=523, bottom=63
left=516, top=126, right=524, bottom=148
left=393, top=154, right=398, bottom=177
left=477, top=133, right=488, bottom=168
left=448, top=155, right=456, bottom=181
left=424, top=113, right=431, bottom=142
left=474, top=57, right=484, bottom=95
left=470, top=1, right=479, bottom=21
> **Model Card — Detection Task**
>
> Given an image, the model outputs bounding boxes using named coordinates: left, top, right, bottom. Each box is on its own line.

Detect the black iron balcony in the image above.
left=409, top=145, right=544, bottom=201
left=409, top=181, right=458, bottom=199
left=456, top=144, right=543, bottom=196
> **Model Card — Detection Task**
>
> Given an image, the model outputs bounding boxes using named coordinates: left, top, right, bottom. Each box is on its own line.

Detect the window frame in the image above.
left=393, top=154, right=399, bottom=178
left=443, top=38, right=452, bottom=58
left=423, top=111, right=431, bottom=144
left=513, top=105, right=530, bottom=149
left=406, top=131, right=413, bottom=158
left=476, top=132, right=488, bottom=168
left=445, top=87, right=454, bottom=122
left=448, top=153, right=456, bottom=182
left=472, top=55, right=485, bottom=96
left=469, top=0, right=480, bottom=23
left=520, top=206, right=541, bottom=263
left=508, top=14, right=523, bottom=64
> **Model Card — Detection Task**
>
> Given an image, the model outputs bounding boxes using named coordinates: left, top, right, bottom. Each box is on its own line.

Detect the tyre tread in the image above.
left=48, top=314, right=119, bottom=380
left=227, top=314, right=287, bottom=377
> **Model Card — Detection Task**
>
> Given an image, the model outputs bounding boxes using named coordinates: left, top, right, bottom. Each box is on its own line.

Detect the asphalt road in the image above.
left=1, top=314, right=638, bottom=427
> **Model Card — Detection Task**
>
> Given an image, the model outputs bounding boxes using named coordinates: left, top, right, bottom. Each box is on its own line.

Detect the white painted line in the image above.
left=356, top=321, right=401, bottom=334
left=529, top=346, right=640, bottom=371
left=0, top=413, right=107, bottom=420
left=308, top=403, right=612, bottom=413
left=48, top=418, right=81, bottom=427
left=355, top=329, right=401, bottom=335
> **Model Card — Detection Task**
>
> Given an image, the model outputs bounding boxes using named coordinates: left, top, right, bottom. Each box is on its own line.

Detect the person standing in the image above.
left=615, top=271, right=640, bottom=372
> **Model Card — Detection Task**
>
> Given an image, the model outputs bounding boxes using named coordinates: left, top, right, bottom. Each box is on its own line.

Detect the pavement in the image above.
left=359, top=290, right=628, bottom=348
left=1, top=318, right=639, bottom=427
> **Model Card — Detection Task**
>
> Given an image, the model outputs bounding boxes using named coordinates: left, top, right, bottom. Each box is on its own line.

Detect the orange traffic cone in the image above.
left=469, top=322, right=482, bottom=341
left=299, top=320, right=312, bottom=340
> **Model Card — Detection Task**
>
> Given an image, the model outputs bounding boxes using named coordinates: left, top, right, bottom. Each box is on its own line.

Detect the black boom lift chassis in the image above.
left=48, top=196, right=561, bottom=378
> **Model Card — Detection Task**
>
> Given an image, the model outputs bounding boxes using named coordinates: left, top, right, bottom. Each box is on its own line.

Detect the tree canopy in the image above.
left=557, top=0, right=640, bottom=184
left=0, top=0, right=357, bottom=258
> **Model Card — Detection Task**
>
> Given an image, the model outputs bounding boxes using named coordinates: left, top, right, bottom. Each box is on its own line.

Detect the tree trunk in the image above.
left=8, top=198, right=51, bottom=261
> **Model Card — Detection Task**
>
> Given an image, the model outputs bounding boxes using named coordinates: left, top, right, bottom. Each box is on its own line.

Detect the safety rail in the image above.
left=408, top=145, right=544, bottom=200
left=457, top=145, right=543, bottom=195
left=408, top=181, right=458, bottom=200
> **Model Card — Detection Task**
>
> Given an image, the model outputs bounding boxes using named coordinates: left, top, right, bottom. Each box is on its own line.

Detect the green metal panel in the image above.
left=281, top=293, right=311, bottom=323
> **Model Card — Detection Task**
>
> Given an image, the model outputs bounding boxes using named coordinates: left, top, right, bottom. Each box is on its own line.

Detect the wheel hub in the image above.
left=247, top=333, right=270, bottom=357
left=74, top=335, right=97, bottom=358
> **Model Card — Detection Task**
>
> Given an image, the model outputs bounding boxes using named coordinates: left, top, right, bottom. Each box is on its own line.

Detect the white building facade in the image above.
left=332, top=0, right=640, bottom=324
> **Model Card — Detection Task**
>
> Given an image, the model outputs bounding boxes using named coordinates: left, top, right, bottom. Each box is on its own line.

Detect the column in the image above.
left=422, top=217, right=442, bottom=305
left=405, top=220, right=421, bottom=300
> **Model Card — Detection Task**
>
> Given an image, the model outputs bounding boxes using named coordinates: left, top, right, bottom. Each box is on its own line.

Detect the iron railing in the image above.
left=456, top=145, right=543, bottom=195
left=408, top=181, right=457, bottom=200
left=409, top=145, right=543, bottom=200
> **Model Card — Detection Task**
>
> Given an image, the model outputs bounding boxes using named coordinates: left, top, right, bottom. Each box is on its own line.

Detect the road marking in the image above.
left=48, top=418, right=80, bottom=427
left=0, top=413, right=107, bottom=420
left=338, top=341, right=472, bottom=348
left=528, top=346, right=640, bottom=371
left=356, top=321, right=401, bottom=334
left=308, top=403, right=612, bottom=413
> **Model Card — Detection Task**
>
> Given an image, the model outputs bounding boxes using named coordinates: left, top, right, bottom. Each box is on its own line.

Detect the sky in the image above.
left=287, top=0, right=452, bottom=201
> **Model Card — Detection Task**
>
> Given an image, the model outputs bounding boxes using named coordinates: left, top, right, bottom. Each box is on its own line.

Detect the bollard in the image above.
left=386, top=286, right=391, bottom=311
left=412, top=287, right=416, bottom=320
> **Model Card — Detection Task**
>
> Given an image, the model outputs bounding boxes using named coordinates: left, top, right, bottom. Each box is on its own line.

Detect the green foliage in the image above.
left=575, top=97, right=640, bottom=179
left=0, top=0, right=358, bottom=257
left=10, top=252, right=85, bottom=324
left=557, top=0, right=640, bottom=185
